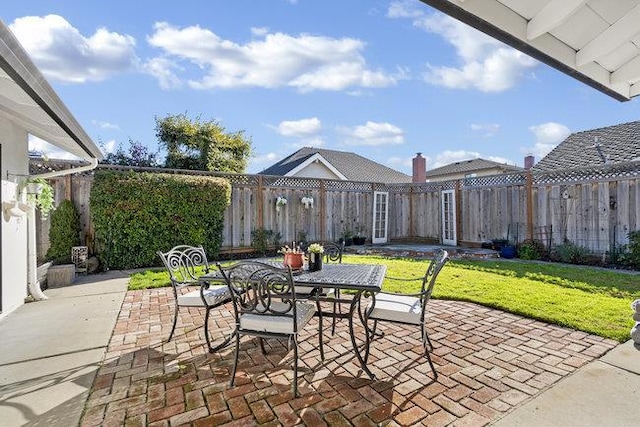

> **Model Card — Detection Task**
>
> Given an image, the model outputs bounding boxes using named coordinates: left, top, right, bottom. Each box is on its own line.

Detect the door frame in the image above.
left=372, top=191, right=388, bottom=244
left=441, top=189, right=457, bottom=246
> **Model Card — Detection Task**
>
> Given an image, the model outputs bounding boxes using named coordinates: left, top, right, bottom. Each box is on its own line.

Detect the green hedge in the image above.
left=90, top=170, right=231, bottom=269
left=46, top=199, right=81, bottom=264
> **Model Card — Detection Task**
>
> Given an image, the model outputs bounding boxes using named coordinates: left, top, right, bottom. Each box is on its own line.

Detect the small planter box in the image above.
left=47, top=264, right=76, bottom=287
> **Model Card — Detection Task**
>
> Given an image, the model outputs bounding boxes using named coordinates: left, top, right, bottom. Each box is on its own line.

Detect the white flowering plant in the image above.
left=301, top=196, right=314, bottom=209
left=276, top=196, right=287, bottom=211
left=307, top=243, right=324, bottom=254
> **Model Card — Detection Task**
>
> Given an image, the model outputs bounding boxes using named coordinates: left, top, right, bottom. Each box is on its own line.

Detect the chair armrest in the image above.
left=384, top=275, right=424, bottom=281
left=377, top=290, right=426, bottom=297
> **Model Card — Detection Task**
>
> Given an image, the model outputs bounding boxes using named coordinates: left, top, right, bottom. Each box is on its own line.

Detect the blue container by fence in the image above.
left=501, top=245, right=516, bottom=259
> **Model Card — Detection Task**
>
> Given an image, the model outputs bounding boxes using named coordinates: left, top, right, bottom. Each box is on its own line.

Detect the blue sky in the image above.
left=4, top=0, right=639, bottom=174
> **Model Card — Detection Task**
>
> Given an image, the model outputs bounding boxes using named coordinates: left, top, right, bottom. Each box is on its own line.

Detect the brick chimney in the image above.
left=524, top=154, right=535, bottom=170
left=412, top=153, right=426, bottom=183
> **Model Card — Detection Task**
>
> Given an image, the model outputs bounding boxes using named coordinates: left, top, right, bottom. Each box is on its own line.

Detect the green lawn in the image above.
left=128, top=255, right=640, bottom=342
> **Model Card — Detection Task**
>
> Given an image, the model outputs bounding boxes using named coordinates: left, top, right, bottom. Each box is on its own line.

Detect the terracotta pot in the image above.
left=284, top=252, right=304, bottom=270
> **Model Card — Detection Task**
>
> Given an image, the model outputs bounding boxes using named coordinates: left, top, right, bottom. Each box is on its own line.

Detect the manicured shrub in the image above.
left=90, top=170, right=231, bottom=269
left=552, top=240, right=590, bottom=264
left=46, top=199, right=81, bottom=264
left=627, top=230, right=640, bottom=269
left=517, top=239, right=547, bottom=260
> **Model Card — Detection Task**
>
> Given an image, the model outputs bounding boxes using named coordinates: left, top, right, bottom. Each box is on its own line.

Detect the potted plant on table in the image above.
left=280, top=244, right=304, bottom=270
left=307, top=243, right=324, bottom=271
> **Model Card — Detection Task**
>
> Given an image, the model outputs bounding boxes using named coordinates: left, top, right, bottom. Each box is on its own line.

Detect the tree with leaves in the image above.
left=101, top=139, right=159, bottom=167
left=156, top=113, right=252, bottom=173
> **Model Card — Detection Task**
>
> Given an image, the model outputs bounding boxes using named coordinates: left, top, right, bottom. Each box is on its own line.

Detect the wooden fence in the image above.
left=35, top=162, right=639, bottom=260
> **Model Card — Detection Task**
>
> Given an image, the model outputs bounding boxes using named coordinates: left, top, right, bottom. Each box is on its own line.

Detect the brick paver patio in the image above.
left=81, top=288, right=617, bottom=426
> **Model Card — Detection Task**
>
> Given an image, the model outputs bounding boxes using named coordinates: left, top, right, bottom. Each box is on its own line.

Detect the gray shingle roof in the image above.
left=533, top=120, right=640, bottom=172
left=424, top=158, right=522, bottom=178
left=258, top=147, right=412, bottom=183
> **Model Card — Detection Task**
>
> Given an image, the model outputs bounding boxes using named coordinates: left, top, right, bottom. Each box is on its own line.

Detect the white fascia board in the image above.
left=285, top=153, right=348, bottom=180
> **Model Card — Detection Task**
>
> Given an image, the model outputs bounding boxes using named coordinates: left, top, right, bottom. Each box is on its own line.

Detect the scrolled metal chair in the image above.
left=364, top=249, right=449, bottom=379
left=157, top=245, right=231, bottom=352
left=217, top=260, right=318, bottom=396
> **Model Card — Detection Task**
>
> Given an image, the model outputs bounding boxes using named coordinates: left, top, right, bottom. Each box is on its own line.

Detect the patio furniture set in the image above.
left=157, top=243, right=449, bottom=396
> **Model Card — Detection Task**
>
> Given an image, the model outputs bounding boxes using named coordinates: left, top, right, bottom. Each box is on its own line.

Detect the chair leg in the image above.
left=204, top=307, right=212, bottom=350
left=425, top=345, right=438, bottom=380
left=331, top=289, right=341, bottom=335
left=230, top=333, right=241, bottom=386
left=292, top=335, right=299, bottom=397
left=316, top=299, right=325, bottom=361
left=421, top=323, right=434, bottom=351
left=167, top=302, right=179, bottom=342
left=259, top=337, right=267, bottom=354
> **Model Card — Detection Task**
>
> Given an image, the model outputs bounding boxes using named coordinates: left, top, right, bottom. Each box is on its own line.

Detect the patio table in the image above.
left=200, top=261, right=386, bottom=379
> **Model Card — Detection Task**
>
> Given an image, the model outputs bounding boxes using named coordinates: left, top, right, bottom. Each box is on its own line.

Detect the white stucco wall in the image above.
left=293, top=162, right=341, bottom=179
left=1, top=116, right=29, bottom=319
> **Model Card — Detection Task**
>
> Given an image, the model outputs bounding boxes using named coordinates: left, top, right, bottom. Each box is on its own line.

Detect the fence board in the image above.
left=35, top=164, right=640, bottom=259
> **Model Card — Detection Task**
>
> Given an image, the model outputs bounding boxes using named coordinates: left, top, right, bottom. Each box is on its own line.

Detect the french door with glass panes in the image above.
left=372, top=191, right=388, bottom=244
left=441, top=189, right=456, bottom=246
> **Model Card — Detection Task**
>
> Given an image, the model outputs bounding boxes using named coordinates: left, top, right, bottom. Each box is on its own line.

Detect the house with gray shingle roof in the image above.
left=422, top=158, right=523, bottom=182
left=259, top=147, right=411, bottom=183
left=533, top=120, right=640, bottom=172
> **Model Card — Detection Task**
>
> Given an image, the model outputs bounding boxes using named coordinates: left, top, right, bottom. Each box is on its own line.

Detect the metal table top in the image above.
left=203, top=261, right=386, bottom=293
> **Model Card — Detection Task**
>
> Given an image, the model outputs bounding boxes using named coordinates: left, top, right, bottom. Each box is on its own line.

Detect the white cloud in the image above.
left=431, top=150, right=479, bottom=168
left=248, top=151, right=281, bottom=173
left=251, top=27, right=269, bottom=37
left=146, top=22, right=397, bottom=92
left=525, top=122, right=571, bottom=160
left=92, top=120, right=120, bottom=130
left=470, top=123, right=500, bottom=137
left=102, top=139, right=117, bottom=154
left=338, top=121, right=405, bottom=146
left=29, top=135, right=82, bottom=160
left=277, top=117, right=322, bottom=137
left=430, top=149, right=515, bottom=168
left=9, top=15, right=138, bottom=83
left=142, top=56, right=183, bottom=89
left=387, top=155, right=415, bottom=172
left=388, top=2, right=538, bottom=92
left=387, top=0, right=424, bottom=19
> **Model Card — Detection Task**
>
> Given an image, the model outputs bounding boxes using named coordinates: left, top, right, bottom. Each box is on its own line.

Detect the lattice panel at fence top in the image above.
left=533, top=162, right=639, bottom=185
left=261, top=175, right=322, bottom=189
left=462, top=173, right=527, bottom=188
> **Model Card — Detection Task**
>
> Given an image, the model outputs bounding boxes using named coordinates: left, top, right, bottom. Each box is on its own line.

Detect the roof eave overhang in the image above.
left=418, top=0, right=631, bottom=102
left=0, top=20, right=103, bottom=160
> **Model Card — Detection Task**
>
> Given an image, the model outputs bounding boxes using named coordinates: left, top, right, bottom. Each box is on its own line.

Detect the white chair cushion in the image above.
left=367, top=293, right=423, bottom=325
left=177, top=286, right=230, bottom=307
left=240, top=301, right=316, bottom=335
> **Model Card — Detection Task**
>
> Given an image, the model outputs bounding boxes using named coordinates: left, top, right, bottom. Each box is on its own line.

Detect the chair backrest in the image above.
left=307, top=241, right=344, bottom=263
left=157, top=245, right=210, bottom=288
left=421, top=249, right=449, bottom=300
left=217, top=261, right=300, bottom=332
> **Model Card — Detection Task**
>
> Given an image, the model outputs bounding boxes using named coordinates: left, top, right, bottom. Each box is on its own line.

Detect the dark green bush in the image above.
left=627, top=230, right=640, bottom=269
left=552, top=240, right=590, bottom=264
left=46, top=199, right=81, bottom=264
left=517, top=239, right=546, bottom=260
left=90, top=170, right=231, bottom=269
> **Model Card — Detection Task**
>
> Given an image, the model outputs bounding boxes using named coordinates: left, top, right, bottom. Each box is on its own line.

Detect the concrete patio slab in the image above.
left=492, top=358, right=640, bottom=427
left=0, top=271, right=129, bottom=427
left=599, top=339, right=640, bottom=374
